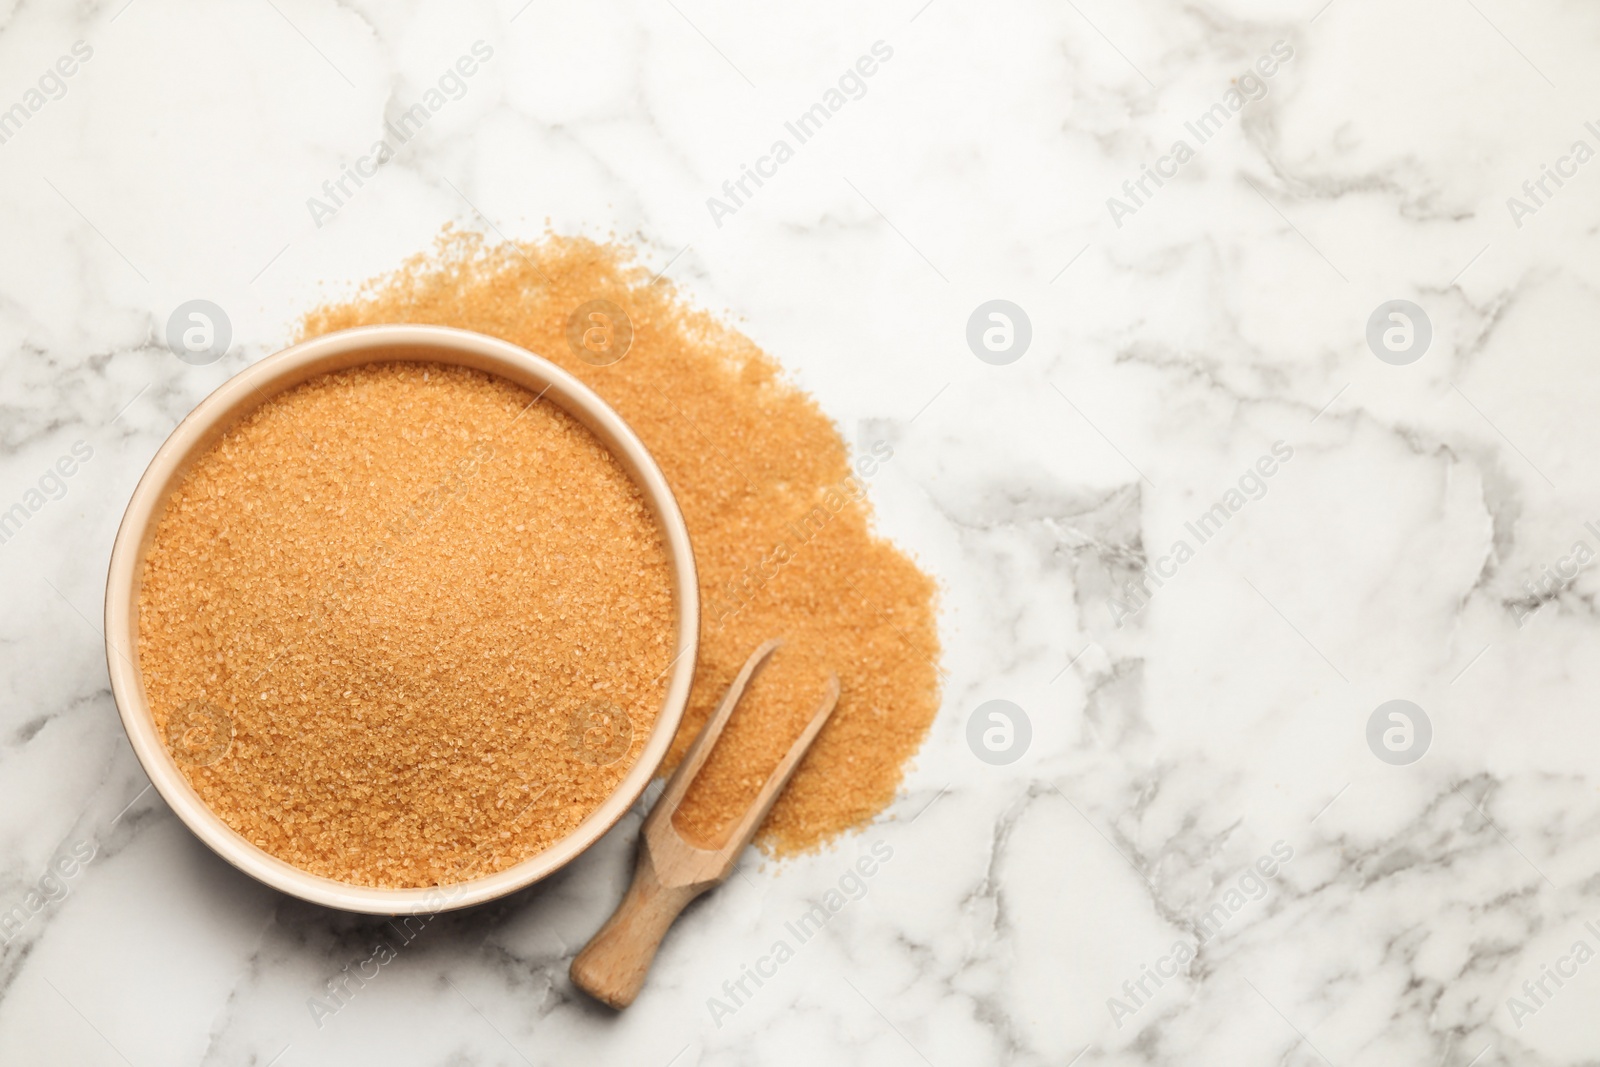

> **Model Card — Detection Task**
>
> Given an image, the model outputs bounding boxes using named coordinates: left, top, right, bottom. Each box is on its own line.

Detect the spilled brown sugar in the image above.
left=137, top=362, right=675, bottom=888
left=301, top=230, right=943, bottom=857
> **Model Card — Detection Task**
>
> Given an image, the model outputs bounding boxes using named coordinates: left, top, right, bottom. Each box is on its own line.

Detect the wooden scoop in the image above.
left=570, top=639, right=840, bottom=1009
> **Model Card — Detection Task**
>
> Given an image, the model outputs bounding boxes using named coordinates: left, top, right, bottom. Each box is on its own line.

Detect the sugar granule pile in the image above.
left=137, top=363, right=674, bottom=888
left=301, top=230, right=942, bottom=856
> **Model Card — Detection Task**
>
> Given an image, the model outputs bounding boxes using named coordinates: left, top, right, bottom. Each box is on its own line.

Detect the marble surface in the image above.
left=3, top=0, right=1600, bottom=1063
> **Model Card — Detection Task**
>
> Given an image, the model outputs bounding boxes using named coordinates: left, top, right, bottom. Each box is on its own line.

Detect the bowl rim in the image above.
left=104, top=324, right=699, bottom=915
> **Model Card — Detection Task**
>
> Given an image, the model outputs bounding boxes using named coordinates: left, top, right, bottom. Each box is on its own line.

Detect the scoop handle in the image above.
left=569, top=848, right=707, bottom=1009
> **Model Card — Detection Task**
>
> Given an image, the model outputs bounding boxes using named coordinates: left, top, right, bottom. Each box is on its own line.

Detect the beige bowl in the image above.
left=104, top=324, right=699, bottom=915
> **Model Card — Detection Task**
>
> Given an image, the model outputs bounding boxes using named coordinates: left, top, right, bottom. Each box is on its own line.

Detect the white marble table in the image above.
left=2, top=0, right=1598, bottom=1063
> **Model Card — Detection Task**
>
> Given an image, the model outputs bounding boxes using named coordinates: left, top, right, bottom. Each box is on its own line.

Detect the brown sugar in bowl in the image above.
left=104, top=325, right=699, bottom=915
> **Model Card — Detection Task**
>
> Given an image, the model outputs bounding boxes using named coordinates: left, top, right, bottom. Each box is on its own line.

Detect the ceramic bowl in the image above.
left=104, top=324, right=699, bottom=914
